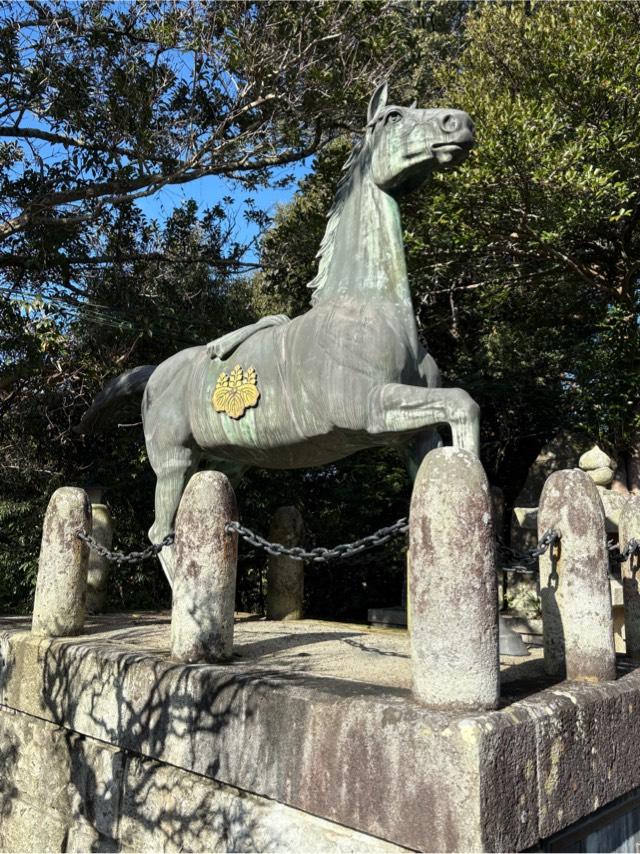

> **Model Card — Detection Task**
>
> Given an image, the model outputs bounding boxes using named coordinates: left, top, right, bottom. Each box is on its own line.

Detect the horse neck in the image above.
left=319, top=169, right=418, bottom=333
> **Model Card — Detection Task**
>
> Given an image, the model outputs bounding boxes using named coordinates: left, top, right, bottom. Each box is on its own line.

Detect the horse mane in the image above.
left=307, top=136, right=368, bottom=305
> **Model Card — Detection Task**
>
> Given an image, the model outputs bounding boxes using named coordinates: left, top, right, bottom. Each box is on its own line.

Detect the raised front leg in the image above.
left=367, top=383, right=480, bottom=456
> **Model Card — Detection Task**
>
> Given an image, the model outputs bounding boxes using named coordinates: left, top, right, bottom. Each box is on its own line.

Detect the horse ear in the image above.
left=409, top=99, right=417, bottom=109
left=367, top=81, right=388, bottom=125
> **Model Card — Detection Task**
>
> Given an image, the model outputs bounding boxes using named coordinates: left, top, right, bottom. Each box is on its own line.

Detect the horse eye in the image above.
left=386, top=111, right=402, bottom=125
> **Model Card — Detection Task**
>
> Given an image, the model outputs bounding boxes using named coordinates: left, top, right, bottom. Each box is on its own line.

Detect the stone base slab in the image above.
left=1, top=613, right=640, bottom=851
left=0, top=705, right=400, bottom=853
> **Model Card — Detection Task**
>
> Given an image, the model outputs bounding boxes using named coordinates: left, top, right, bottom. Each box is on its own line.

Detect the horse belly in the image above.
left=205, top=430, right=374, bottom=470
left=189, top=343, right=334, bottom=466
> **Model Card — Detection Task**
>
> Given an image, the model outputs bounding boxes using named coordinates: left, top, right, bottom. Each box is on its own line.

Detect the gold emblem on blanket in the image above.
left=212, top=365, right=260, bottom=419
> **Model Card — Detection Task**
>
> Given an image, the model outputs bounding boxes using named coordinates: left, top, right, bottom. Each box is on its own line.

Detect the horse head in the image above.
left=366, top=82, right=474, bottom=196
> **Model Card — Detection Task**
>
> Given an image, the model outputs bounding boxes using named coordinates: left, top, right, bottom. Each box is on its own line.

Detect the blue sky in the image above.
left=135, top=162, right=311, bottom=261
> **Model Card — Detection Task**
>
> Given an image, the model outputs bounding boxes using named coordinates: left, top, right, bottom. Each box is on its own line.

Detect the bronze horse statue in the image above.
left=79, top=83, right=479, bottom=586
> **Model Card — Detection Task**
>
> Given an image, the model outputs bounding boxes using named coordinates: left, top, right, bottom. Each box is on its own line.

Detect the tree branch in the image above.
left=0, top=125, right=324, bottom=240
left=0, top=252, right=261, bottom=269
left=0, top=125, right=134, bottom=158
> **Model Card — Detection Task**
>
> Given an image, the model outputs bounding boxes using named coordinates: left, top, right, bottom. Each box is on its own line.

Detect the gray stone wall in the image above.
left=0, top=705, right=404, bottom=853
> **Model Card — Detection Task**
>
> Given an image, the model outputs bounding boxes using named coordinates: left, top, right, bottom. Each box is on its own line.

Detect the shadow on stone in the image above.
left=540, top=548, right=566, bottom=680
left=37, top=638, right=263, bottom=851
left=234, top=628, right=364, bottom=661
left=0, top=650, right=19, bottom=848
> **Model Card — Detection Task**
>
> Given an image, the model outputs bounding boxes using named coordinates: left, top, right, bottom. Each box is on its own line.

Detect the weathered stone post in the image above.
left=538, top=469, right=615, bottom=681
left=266, top=506, right=305, bottom=620
left=171, top=470, right=238, bottom=663
left=409, top=447, right=499, bottom=710
left=32, top=487, right=92, bottom=637
left=85, top=486, right=114, bottom=614
left=620, top=495, right=640, bottom=658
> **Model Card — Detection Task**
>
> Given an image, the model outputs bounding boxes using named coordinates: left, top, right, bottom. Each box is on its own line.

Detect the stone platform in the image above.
left=2, top=613, right=640, bottom=851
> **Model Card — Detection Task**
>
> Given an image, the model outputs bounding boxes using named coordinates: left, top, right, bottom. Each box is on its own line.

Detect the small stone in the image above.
left=579, top=445, right=612, bottom=471
left=587, top=466, right=614, bottom=487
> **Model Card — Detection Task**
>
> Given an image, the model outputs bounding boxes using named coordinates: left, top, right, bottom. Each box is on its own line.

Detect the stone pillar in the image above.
left=32, top=487, right=91, bottom=637
left=409, top=447, right=499, bottom=710
left=266, top=506, right=304, bottom=621
left=171, top=471, right=238, bottom=663
left=85, top=487, right=114, bottom=614
left=621, top=495, right=640, bottom=658
left=538, top=469, right=615, bottom=681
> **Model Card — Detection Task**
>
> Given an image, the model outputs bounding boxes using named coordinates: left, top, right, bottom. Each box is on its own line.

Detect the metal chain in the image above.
left=77, top=531, right=174, bottom=564
left=227, top=521, right=562, bottom=568
left=225, top=518, right=409, bottom=564
left=497, top=529, right=561, bottom=574
left=608, top=537, right=640, bottom=564
left=77, top=519, right=638, bottom=576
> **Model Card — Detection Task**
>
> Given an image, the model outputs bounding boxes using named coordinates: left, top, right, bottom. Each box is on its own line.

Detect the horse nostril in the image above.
left=441, top=114, right=459, bottom=133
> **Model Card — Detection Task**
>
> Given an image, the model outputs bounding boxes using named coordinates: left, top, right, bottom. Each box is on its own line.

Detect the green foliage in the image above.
left=572, top=303, right=640, bottom=444
left=430, top=0, right=640, bottom=475
left=0, top=499, right=41, bottom=614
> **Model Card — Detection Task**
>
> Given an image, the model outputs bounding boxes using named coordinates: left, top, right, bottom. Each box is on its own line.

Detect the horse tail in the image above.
left=74, top=365, right=156, bottom=434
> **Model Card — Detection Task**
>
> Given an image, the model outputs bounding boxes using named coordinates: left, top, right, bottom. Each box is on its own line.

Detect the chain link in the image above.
left=77, top=531, right=174, bottom=564
left=608, top=537, right=640, bottom=564
left=227, top=521, right=562, bottom=568
left=497, top=529, right=561, bottom=574
left=225, top=518, right=409, bottom=564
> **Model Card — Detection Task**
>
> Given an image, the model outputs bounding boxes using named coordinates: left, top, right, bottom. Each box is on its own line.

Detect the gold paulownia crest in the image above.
left=212, top=365, right=260, bottom=419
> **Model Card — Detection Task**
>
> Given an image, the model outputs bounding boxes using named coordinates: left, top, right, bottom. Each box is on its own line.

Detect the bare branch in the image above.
left=0, top=125, right=134, bottom=157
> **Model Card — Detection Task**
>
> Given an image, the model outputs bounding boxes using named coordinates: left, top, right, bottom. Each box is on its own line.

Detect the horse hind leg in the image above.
left=148, top=445, right=201, bottom=588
